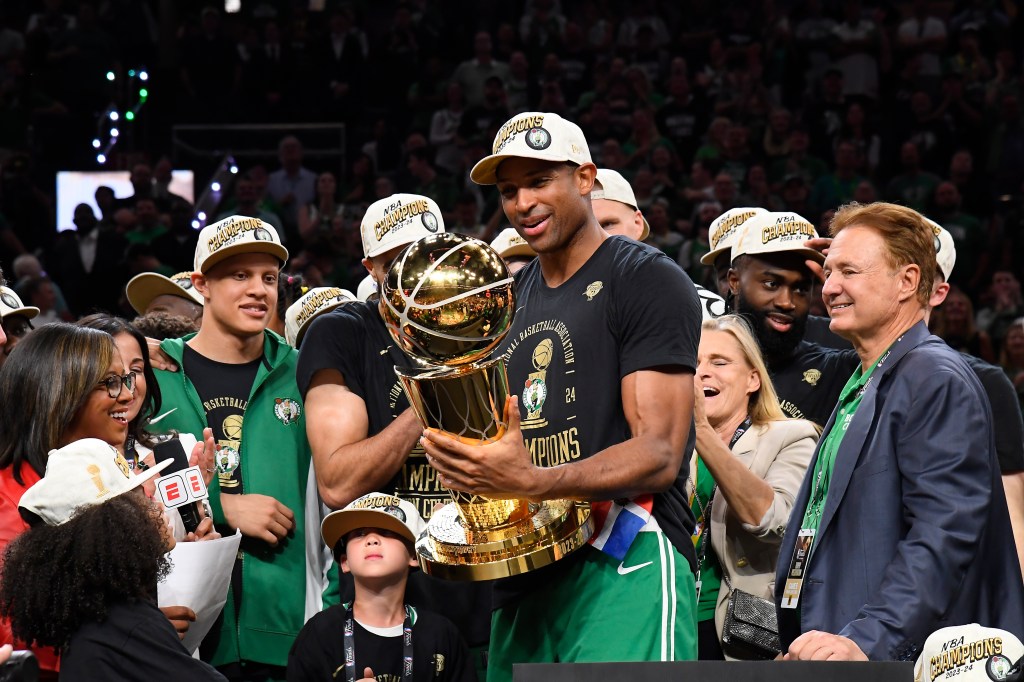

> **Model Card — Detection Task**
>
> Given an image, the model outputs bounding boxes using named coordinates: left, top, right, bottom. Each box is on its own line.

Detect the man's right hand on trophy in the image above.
left=421, top=395, right=549, bottom=501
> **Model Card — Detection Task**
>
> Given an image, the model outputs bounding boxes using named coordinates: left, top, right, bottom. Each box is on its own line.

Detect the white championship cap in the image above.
left=700, top=207, right=768, bottom=265
left=125, top=271, right=205, bottom=315
left=471, top=112, right=592, bottom=185
left=0, top=285, right=38, bottom=321
left=925, top=217, right=957, bottom=282
left=731, top=211, right=825, bottom=265
left=19, top=438, right=172, bottom=526
left=321, top=492, right=427, bottom=552
left=592, top=168, right=651, bottom=241
left=914, top=624, right=1024, bottom=682
left=284, top=286, right=355, bottom=347
left=194, top=216, right=288, bottom=274
left=490, top=227, right=536, bottom=260
left=360, top=194, right=445, bottom=259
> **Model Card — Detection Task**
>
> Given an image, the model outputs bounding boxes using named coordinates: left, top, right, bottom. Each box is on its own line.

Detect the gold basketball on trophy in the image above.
left=381, top=233, right=515, bottom=366
left=382, top=233, right=593, bottom=581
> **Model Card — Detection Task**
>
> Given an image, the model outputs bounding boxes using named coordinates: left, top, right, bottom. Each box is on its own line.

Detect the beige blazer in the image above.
left=702, top=418, right=818, bottom=652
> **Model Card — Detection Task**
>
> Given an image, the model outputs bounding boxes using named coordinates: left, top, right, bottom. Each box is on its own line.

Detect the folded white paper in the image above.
left=157, top=529, right=242, bottom=654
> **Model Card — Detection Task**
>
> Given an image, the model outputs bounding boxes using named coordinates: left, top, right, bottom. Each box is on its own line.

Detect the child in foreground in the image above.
left=287, top=493, right=476, bottom=682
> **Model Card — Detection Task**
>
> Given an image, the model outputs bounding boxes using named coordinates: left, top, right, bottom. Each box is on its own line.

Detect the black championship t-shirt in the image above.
left=297, top=301, right=448, bottom=521
left=182, top=344, right=263, bottom=495
left=496, top=236, right=701, bottom=597
left=286, top=605, right=476, bottom=682
left=769, top=340, right=860, bottom=428
left=296, top=302, right=493, bottom=648
left=963, top=352, right=1024, bottom=473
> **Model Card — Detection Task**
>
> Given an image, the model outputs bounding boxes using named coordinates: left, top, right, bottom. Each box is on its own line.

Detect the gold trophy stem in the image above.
left=396, top=357, right=523, bottom=529
left=395, top=357, right=593, bottom=580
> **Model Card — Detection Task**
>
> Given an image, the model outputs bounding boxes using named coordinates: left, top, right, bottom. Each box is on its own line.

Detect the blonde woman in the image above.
left=690, top=314, right=818, bottom=660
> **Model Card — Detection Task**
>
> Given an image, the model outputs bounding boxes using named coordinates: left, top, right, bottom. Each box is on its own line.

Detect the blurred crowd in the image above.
left=0, top=0, right=1023, bottom=392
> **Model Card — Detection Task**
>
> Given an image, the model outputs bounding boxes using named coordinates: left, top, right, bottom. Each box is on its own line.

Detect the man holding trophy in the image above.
left=416, top=112, right=703, bottom=679
left=297, top=194, right=494, bottom=677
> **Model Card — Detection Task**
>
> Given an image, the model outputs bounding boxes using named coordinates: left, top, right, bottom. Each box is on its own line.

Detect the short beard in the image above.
left=734, top=291, right=807, bottom=366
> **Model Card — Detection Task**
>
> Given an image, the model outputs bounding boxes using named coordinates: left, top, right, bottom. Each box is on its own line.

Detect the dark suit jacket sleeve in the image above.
left=838, top=365, right=993, bottom=658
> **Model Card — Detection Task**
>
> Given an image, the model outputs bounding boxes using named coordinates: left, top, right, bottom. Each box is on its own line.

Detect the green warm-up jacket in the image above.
left=155, top=331, right=311, bottom=669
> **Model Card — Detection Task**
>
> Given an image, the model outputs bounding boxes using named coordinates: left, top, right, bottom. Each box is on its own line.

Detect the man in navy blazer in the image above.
left=774, top=202, right=1024, bottom=661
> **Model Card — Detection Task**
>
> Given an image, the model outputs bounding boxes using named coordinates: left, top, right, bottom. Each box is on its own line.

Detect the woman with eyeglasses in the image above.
left=77, top=315, right=220, bottom=639
left=78, top=315, right=160, bottom=461
left=78, top=314, right=217, bottom=499
left=0, top=323, right=125, bottom=679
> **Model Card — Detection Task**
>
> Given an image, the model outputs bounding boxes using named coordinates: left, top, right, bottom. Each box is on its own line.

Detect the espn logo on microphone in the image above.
left=156, top=465, right=209, bottom=509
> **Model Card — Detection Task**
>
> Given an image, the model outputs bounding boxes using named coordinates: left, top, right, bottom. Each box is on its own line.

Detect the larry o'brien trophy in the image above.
left=381, top=232, right=592, bottom=581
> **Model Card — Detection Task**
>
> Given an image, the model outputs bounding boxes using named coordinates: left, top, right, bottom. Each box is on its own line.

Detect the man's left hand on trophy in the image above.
left=421, top=395, right=550, bottom=501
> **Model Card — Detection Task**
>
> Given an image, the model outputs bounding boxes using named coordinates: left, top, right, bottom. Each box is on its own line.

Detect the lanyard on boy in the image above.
left=343, top=602, right=414, bottom=682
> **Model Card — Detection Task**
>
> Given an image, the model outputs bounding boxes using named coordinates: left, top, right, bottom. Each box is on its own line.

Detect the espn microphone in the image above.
left=153, top=438, right=203, bottom=534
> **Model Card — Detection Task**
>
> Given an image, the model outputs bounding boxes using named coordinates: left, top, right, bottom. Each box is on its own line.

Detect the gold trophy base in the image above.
left=416, top=499, right=593, bottom=581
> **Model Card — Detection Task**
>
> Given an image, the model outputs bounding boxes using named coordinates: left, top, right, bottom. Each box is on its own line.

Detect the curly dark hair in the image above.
left=0, top=492, right=171, bottom=652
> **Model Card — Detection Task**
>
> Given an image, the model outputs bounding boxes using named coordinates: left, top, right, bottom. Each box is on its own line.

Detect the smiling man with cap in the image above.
left=295, top=195, right=493, bottom=674
left=727, top=211, right=860, bottom=428
left=151, top=215, right=313, bottom=678
left=421, top=111, right=703, bottom=679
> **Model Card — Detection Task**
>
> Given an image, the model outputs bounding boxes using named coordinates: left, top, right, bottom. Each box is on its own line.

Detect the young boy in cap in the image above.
left=154, top=215, right=312, bottom=680
left=287, top=493, right=475, bottom=682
